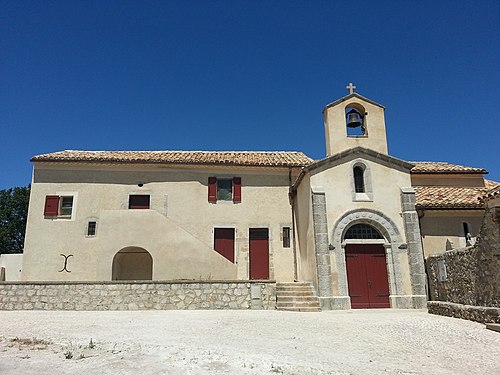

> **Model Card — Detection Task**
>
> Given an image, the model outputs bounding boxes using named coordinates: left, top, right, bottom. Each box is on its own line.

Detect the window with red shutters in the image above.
left=44, top=196, right=60, bottom=217
left=129, top=195, right=150, bottom=209
left=208, top=177, right=241, bottom=203
left=214, top=228, right=235, bottom=263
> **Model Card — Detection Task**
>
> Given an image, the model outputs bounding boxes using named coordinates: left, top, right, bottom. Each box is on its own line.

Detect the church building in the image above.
left=21, top=85, right=497, bottom=310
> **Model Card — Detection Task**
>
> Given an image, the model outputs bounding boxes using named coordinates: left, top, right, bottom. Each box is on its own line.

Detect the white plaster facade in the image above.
left=23, top=164, right=299, bottom=282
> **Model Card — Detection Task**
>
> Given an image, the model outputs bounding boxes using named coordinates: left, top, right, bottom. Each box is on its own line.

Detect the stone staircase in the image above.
left=276, top=282, right=321, bottom=312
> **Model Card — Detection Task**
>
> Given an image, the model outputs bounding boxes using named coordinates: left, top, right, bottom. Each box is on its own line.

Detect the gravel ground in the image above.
left=0, top=309, right=499, bottom=375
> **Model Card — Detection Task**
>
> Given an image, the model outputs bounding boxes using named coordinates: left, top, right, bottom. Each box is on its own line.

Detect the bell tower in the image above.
left=323, top=83, right=388, bottom=155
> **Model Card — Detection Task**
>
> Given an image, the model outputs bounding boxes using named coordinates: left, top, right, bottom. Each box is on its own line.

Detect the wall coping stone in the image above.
left=426, top=246, right=475, bottom=259
left=428, top=301, right=500, bottom=324
left=0, top=280, right=276, bottom=286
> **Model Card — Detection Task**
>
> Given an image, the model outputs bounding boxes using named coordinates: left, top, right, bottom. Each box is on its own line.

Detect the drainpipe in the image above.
left=288, top=168, right=298, bottom=281
left=289, top=167, right=307, bottom=282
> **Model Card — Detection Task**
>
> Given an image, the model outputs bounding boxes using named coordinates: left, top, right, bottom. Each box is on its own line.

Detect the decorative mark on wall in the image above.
left=59, top=254, right=74, bottom=273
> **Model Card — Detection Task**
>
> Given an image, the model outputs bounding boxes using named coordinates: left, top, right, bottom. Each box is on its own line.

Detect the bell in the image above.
left=346, top=109, right=363, bottom=128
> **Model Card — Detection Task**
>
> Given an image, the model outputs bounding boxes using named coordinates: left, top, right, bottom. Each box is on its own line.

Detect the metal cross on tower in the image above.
left=346, top=82, right=356, bottom=95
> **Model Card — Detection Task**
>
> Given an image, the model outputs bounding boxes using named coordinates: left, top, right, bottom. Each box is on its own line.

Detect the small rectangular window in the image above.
left=282, top=227, right=291, bottom=248
left=87, top=221, right=97, bottom=236
left=462, top=222, right=470, bottom=237
left=217, top=179, right=233, bottom=201
left=214, top=228, right=235, bottom=263
left=60, top=196, right=74, bottom=216
left=129, top=195, right=150, bottom=209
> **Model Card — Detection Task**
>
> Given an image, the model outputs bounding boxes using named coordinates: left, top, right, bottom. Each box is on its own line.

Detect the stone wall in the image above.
left=0, top=280, right=276, bottom=311
left=426, top=204, right=500, bottom=323
left=426, top=246, right=479, bottom=305
left=428, top=301, right=500, bottom=324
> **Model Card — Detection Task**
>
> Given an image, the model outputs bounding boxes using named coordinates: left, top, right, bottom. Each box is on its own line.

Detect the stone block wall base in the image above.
left=390, top=295, right=427, bottom=309
left=0, top=281, right=277, bottom=311
left=428, top=301, right=500, bottom=324
left=319, top=296, right=351, bottom=310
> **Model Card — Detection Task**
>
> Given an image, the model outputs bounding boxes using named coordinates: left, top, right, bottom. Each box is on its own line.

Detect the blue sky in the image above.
left=1, top=1, right=499, bottom=190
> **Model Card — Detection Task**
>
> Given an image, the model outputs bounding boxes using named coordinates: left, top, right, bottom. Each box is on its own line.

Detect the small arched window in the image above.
left=354, top=166, right=365, bottom=193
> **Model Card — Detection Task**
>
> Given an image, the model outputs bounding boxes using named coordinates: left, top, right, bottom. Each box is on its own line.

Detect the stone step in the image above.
left=278, top=308, right=321, bottom=313
left=277, top=298, right=319, bottom=306
left=276, top=291, right=313, bottom=295
left=276, top=282, right=312, bottom=286
left=275, top=282, right=321, bottom=312
left=277, top=296, right=319, bottom=303
left=486, top=323, right=500, bottom=333
left=276, top=285, right=312, bottom=290
left=276, top=286, right=313, bottom=293
left=276, top=288, right=314, bottom=294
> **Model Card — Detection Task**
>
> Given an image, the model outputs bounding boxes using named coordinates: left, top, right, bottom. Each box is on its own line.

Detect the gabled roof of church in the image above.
left=411, top=162, right=487, bottom=174
left=31, top=150, right=313, bottom=168
left=305, top=147, right=414, bottom=173
left=323, top=92, right=385, bottom=111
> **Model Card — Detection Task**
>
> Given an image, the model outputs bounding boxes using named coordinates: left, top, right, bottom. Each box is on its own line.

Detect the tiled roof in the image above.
left=31, top=150, right=313, bottom=168
left=485, top=179, right=500, bottom=190
left=415, top=182, right=500, bottom=210
left=411, top=162, right=487, bottom=174
left=480, top=185, right=500, bottom=202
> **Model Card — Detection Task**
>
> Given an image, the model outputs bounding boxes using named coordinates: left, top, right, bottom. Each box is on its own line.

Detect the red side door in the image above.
left=345, top=244, right=390, bottom=309
left=249, top=228, right=269, bottom=280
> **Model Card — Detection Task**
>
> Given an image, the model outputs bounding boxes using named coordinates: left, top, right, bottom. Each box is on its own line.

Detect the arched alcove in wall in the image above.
left=112, top=247, right=153, bottom=280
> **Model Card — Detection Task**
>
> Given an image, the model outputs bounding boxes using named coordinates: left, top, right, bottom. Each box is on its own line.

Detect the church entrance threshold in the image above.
left=345, top=244, right=390, bottom=309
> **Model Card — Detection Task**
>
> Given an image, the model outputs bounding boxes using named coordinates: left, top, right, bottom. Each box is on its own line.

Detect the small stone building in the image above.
left=20, top=87, right=499, bottom=310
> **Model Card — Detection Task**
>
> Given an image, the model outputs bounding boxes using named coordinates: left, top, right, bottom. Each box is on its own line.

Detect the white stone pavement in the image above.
left=0, top=309, right=499, bottom=375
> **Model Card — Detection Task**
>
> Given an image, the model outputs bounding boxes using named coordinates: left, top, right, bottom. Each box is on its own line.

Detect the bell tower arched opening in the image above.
left=345, top=103, right=366, bottom=137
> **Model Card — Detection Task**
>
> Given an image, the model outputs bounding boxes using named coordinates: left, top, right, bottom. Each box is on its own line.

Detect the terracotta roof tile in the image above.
left=31, top=150, right=313, bottom=168
left=480, top=184, right=500, bottom=202
left=485, top=179, right=500, bottom=190
left=411, top=162, right=487, bottom=174
left=415, top=184, right=499, bottom=210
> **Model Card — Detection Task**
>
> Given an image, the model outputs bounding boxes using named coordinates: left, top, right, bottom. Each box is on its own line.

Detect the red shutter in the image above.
left=44, top=195, right=60, bottom=216
left=129, top=195, right=150, bottom=209
left=233, top=177, right=241, bottom=202
left=208, top=177, right=217, bottom=203
left=214, top=228, right=235, bottom=263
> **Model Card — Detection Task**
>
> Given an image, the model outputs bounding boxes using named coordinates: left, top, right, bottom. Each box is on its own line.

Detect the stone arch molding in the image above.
left=332, top=208, right=403, bottom=249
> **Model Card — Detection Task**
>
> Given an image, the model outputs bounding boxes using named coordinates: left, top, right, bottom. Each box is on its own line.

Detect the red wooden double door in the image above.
left=345, top=244, right=390, bottom=309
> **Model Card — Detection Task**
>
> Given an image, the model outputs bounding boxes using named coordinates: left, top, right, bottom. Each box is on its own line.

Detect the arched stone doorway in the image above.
left=331, top=209, right=405, bottom=309
left=112, top=247, right=153, bottom=281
